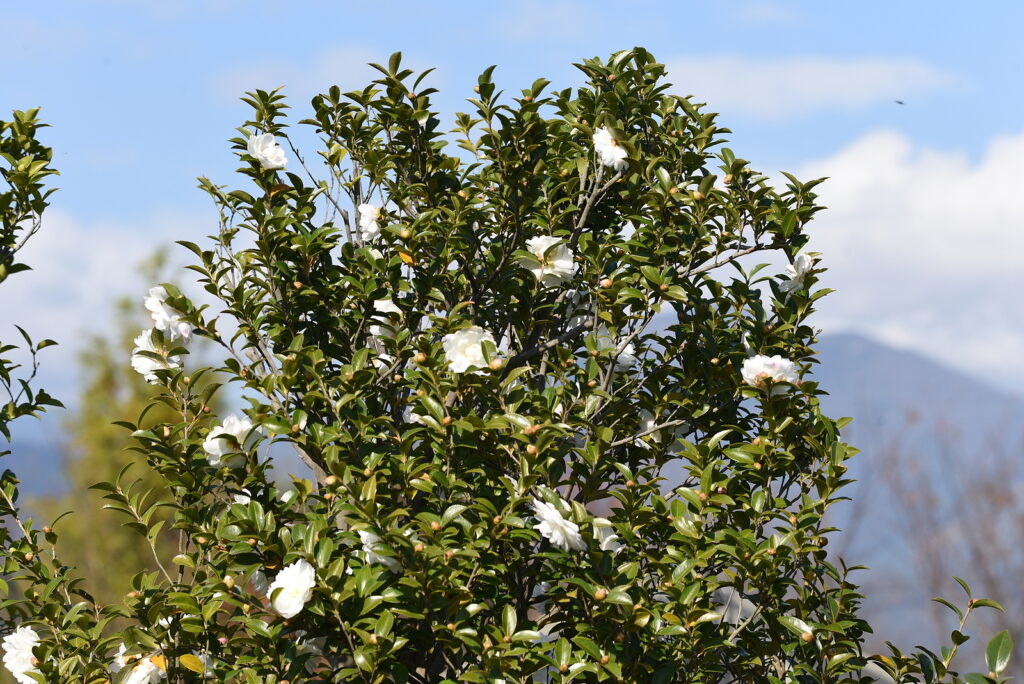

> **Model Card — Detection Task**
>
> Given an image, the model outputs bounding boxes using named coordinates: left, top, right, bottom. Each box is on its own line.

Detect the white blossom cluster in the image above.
left=531, top=495, right=621, bottom=554
left=742, top=354, right=800, bottom=393
left=2, top=626, right=40, bottom=684
left=247, top=133, right=288, bottom=170
left=203, top=414, right=258, bottom=467
left=130, top=286, right=191, bottom=384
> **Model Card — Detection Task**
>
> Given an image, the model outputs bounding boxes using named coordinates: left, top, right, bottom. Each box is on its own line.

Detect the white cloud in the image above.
left=797, top=129, right=1024, bottom=389
left=212, top=47, right=438, bottom=103
left=665, top=56, right=957, bottom=119
left=1, top=208, right=208, bottom=399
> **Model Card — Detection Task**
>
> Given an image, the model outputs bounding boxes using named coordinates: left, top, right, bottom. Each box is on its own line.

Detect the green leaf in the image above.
left=502, top=604, right=517, bottom=635
left=778, top=615, right=813, bottom=637
left=986, top=630, right=1013, bottom=675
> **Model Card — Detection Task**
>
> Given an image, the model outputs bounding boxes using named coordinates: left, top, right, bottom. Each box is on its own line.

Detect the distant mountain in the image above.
left=4, top=414, right=68, bottom=497
left=815, top=332, right=1024, bottom=656
left=814, top=332, right=1024, bottom=445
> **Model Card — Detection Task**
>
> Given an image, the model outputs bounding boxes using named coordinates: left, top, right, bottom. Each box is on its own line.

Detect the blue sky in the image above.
left=7, top=0, right=1022, bottom=220
left=4, top=0, right=1024, bottom=401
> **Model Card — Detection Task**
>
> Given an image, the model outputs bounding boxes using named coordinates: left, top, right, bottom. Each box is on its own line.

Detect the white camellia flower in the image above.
left=595, top=327, right=637, bottom=371
left=357, top=203, right=382, bottom=241
left=358, top=529, right=401, bottom=573
left=592, top=517, right=622, bottom=553
left=246, top=133, right=287, bottom=170
left=519, top=235, right=577, bottom=287
left=369, top=298, right=402, bottom=339
left=2, top=626, right=40, bottom=684
left=442, top=326, right=496, bottom=373
left=267, top=559, right=316, bottom=618
left=144, top=286, right=191, bottom=340
left=110, top=643, right=130, bottom=673
left=592, top=126, right=628, bottom=172
left=741, top=355, right=800, bottom=393
left=130, top=329, right=182, bottom=383
left=203, top=414, right=256, bottom=467
left=123, top=658, right=164, bottom=684
left=532, top=498, right=585, bottom=551
left=110, top=643, right=167, bottom=683
left=779, top=251, right=817, bottom=294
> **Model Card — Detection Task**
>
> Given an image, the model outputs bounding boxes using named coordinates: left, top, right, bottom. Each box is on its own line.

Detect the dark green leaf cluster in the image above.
left=0, top=51, right=1015, bottom=684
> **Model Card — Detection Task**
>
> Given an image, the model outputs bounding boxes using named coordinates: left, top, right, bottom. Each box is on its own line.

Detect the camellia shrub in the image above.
left=0, top=49, right=1015, bottom=683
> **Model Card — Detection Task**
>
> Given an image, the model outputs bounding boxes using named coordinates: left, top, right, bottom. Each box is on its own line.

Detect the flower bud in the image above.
left=488, top=358, right=504, bottom=371
left=430, top=521, right=441, bottom=531
left=441, top=415, right=452, bottom=426
left=291, top=424, right=300, bottom=433
left=473, top=85, right=480, bottom=93
left=724, top=173, right=734, bottom=185
left=693, top=191, right=705, bottom=201
left=24, top=552, right=33, bottom=562
left=801, top=631, right=815, bottom=643
left=594, top=587, right=607, bottom=601
left=599, top=277, right=613, bottom=289
left=600, top=654, right=610, bottom=664
left=526, top=444, right=538, bottom=456
left=223, top=575, right=235, bottom=589
left=625, top=479, right=636, bottom=489
left=414, top=352, right=428, bottom=364
left=392, top=374, right=403, bottom=382
left=42, top=526, right=52, bottom=535
left=324, top=475, right=338, bottom=486
left=559, top=664, right=568, bottom=673
left=293, top=281, right=303, bottom=289
left=399, top=228, right=412, bottom=239
left=447, top=622, right=456, bottom=631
